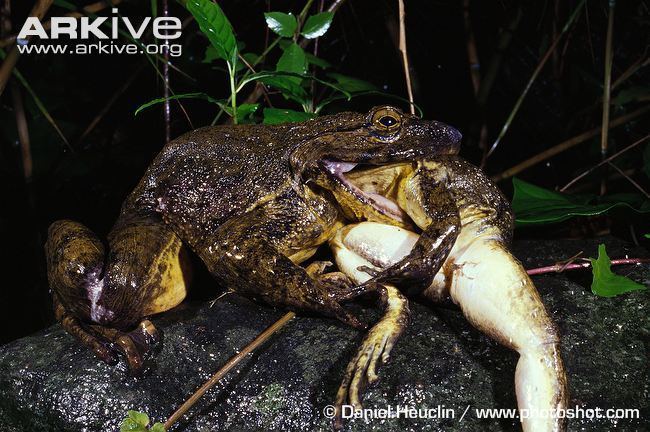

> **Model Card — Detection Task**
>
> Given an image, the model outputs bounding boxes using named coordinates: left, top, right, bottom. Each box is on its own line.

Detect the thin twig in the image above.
left=463, top=0, right=488, bottom=157
left=612, top=51, right=648, bottom=90
left=0, top=0, right=53, bottom=97
left=79, top=62, right=147, bottom=144
left=164, top=312, right=296, bottom=430
left=476, top=7, right=522, bottom=167
left=0, top=0, right=124, bottom=48
left=11, top=84, right=32, bottom=181
left=600, top=0, right=615, bottom=195
left=162, top=0, right=171, bottom=143
left=485, top=0, right=585, bottom=159
left=607, top=161, right=650, bottom=198
left=397, top=0, right=415, bottom=114
left=492, top=105, right=650, bottom=182
left=527, top=258, right=650, bottom=276
left=560, top=133, right=650, bottom=191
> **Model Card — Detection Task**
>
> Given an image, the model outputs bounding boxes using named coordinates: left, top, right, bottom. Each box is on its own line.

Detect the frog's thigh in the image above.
left=449, top=239, right=568, bottom=432
left=107, top=217, right=191, bottom=318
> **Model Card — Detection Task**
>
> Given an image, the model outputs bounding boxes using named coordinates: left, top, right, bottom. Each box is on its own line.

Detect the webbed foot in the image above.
left=54, top=295, right=160, bottom=375
left=333, top=285, right=410, bottom=430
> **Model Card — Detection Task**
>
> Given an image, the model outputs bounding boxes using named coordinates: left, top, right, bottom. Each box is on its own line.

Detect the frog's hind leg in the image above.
left=46, top=216, right=190, bottom=373
left=445, top=238, right=568, bottom=432
left=329, top=225, right=411, bottom=428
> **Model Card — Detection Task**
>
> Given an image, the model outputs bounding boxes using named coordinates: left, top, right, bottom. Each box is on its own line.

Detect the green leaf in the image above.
left=186, top=0, right=238, bottom=66
left=120, top=410, right=149, bottom=431
left=301, top=12, right=334, bottom=39
left=135, top=93, right=226, bottom=116
left=234, top=52, right=260, bottom=71
left=326, top=73, right=377, bottom=93
left=263, top=108, right=316, bottom=125
left=276, top=42, right=308, bottom=83
left=150, top=424, right=167, bottom=432
left=612, top=85, right=650, bottom=106
left=264, top=12, right=297, bottom=37
left=305, top=53, right=331, bottom=69
left=590, top=244, right=647, bottom=297
left=334, top=77, right=376, bottom=93
left=238, top=103, right=259, bottom=118
left=120, top=418, right=145, bottom=432
left=277, top=39, right=330, bottom=68
left=128, top=411, right=150, bottom=426
left=645, top=234, right=650, bottom=239
left=511, top=178, right=650, bottom=226
left=203, top=45, right=219, bottom=63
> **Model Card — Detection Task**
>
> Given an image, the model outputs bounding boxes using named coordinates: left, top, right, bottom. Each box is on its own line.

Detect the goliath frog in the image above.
left=45, top=106, right=567, bottom=432
left=45, top=106, right=459, bottom=368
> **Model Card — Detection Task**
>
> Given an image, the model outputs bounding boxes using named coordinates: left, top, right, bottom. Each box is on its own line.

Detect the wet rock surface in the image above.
left=0, top=237, right=648, bottom=432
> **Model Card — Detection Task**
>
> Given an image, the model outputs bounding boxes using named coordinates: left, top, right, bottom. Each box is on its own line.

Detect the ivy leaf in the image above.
left=135, top=93, right=226, bottom=116
left=590, top=244, right=647, bottom=297
left=186, top=0, right=238, bottom=66
left=511, top=178, right=650, bottom=226
left=301, top=12, right=334, bottom=39
left=276, top=42, right=308, bottom=84
left=263, top=108, right=316, bottom=125
left=264, top=12, right=297, bottom=37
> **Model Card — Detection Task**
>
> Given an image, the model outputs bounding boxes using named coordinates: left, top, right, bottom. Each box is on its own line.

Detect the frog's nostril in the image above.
left=448, top=126, right=462, bottom=144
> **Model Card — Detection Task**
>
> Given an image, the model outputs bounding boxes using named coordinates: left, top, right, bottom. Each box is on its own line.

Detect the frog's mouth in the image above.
left=318, top=160, right=415, bottom=228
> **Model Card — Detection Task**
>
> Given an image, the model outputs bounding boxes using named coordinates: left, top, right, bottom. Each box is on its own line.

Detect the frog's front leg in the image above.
left=362, top=169, right=460, bottom=296
left=189, top=206, right=365, bottom=329
left=46, top=215, right=191, bottom=373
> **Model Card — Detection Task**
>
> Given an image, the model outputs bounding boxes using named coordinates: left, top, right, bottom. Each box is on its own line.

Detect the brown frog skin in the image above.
left=324, top=156, right=568, bottom=432
left=44, top=105, right=461, bottom=373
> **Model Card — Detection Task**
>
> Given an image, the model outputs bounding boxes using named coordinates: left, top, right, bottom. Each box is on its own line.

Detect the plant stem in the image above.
left=0, top=0, right=53, bottom=97
left=164, top=311, right=296, bottom=430
left=492, top=105, right=650, bottom=182
left=229, top=62, right=238, bottom=124
left=527, top=258, right=650, bottom=276
left=485, top=0, right=585, bottom=159
left=397, top=0, right=415, bottom=115
left=560, top=133, right=650, bottom=191
left=600, top=0, right=615, bottom=195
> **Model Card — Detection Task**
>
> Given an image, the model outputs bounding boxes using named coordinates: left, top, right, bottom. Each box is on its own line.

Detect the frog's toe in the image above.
left=89, top=319, right=160, bottom=376
left=333, top=285, right=409, bottom=427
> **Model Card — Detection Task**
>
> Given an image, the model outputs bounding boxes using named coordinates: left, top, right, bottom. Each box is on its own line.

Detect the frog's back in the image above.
left=124, top=124, right=294, bottom=226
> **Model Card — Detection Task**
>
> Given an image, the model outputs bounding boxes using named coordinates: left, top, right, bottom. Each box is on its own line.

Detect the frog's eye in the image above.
left=370, top=107, right=402, bottom=134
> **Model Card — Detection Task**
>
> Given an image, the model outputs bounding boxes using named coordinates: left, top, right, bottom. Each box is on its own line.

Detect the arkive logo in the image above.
left=15, top=8, right=183, bottom=57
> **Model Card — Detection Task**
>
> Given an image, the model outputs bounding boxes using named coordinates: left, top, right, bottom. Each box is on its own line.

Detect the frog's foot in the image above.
left=333, top=285, right=410, bottom=430
left=54, top=295, right=159, bottom=375
left=89, top=320, right=160, bottom=375
left=53, top=295, right=118, bottom=365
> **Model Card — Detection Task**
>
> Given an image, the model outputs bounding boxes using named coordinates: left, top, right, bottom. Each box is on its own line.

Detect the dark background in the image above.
left=0, top=0, right=648, bottom=343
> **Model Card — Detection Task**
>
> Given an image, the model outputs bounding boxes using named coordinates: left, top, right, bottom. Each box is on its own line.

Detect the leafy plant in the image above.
left=136, top=1, right=383, bottom=125
left=511, top=178, right=650, bottom=226
left=590, top=244, right=647, bottom=297
left=120, top=410, right=166, bottom=432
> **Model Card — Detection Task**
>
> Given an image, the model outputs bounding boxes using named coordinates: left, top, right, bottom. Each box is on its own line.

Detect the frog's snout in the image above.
left=434, top=120, right=462, bottom=154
